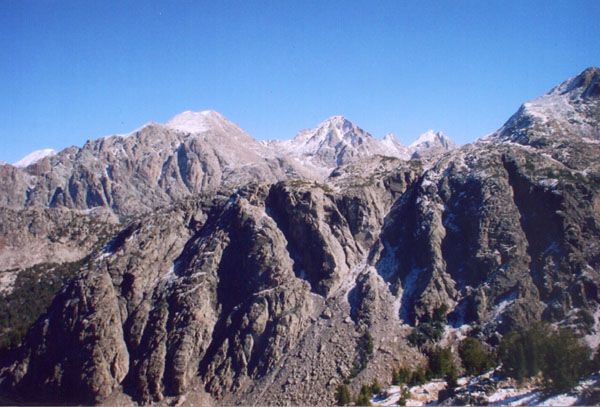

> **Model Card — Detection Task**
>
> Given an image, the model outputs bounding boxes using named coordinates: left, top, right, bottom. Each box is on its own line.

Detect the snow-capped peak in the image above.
left=383, top=132, right=398, bottom=142
left=165, top=110, right=225, bottom=134
left=320, top=115, right=351, bottom=128
left=288, top=115, right=369, bottom=148
left=409, top=130, right=452, bottom=149
left=13, top=148, right=56, bottom=168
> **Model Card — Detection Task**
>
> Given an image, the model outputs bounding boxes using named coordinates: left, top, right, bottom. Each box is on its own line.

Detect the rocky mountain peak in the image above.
left=303, top=115, right=371, bottom=145
left=275, top=115, right=380, bottom=169
left=319, top=114, right=354, bottom=131
left=553, top=66, right=600, bottom=99
left=494, top=67, right=600, bottom=149
left=407, top=130, right=456, bottom=160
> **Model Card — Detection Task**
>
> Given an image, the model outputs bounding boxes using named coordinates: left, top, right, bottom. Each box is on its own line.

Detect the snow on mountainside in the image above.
left=12, top=148, right=56, bottom=168
left=522, top=66, right=600, bottom=128
left=382, top=133, right=410, bottom=158
left=488, top=67, right=600, bottom=173
left=372, top=372, right=600, bottom=406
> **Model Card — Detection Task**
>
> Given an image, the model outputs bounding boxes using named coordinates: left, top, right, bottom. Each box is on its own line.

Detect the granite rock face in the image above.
left=0, top=68, right=599, bottom=405
left=0, top=172, right=419, bottom=404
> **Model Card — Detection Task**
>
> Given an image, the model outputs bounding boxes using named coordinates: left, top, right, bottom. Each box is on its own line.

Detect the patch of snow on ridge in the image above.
left=13, top=148, right=56, bottom=167
left=101, top=122, right=154, bottom=139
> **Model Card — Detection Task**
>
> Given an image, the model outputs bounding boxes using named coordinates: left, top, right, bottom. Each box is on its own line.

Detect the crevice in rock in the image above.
left=502, top=155, right=567, bottom=302
left=264, top=184, right=336, bottom=296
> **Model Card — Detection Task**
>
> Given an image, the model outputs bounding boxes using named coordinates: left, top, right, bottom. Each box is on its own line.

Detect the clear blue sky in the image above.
left=1, top=0, right=599, bottom=163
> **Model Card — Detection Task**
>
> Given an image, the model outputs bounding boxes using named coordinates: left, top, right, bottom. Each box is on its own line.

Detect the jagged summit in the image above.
left=279, top=115, right=405, bottom=169
left=408, top=130, right=455, bottom=159
left=292, top=115, right=370, bottom=142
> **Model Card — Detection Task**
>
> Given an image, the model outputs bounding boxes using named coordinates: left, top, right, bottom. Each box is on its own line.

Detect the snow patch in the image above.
left=0, top=271, right=18, bottom=295
left=584, top=306, right=600, bottom=349
left=13, top=148, right=56, bottom=167
left=165, top=110, right=222, bottom=133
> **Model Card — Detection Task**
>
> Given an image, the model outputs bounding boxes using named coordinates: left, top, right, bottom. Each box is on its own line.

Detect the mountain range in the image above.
left=2, top=113, right=454, bottom=217
left=0, top=67, right=599, bottom=406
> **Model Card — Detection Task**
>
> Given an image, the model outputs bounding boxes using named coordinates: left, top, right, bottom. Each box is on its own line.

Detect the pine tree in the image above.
left=392, top=367, right=411, bottom=385
left=335, top=384, right=351, bottom=406
left=542, top=329, right=591, bottom=393
left=428, top=346, right=456, bottom=378
left=458, top=337, right=495, bottom=375
left=398, top=387, right=411, bottom=406
left=370, top=378, right=382, bottom=395
left=355, top=384, right=372, bottom=406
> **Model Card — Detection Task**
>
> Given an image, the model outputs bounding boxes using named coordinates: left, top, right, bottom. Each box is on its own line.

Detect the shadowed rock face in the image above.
left=0, top=68, right=599, bottom=405
left=372, top=142, right=600, bottom=333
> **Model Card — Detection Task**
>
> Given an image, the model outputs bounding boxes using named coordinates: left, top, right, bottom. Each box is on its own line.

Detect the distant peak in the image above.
left=165, top=110, right=226, bottom=133
left=409, top=130, right=449, bottom=148
left=383, top=132, right=397, bottom=141
left=13, top=148, right=56, bottom=168
left=318, top=115, right=352, bottom=129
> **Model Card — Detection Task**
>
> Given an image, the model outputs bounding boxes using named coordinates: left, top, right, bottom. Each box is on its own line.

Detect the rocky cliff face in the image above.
left=372, top=141, right=600, bottom=334
left=0, top=167, right=420, bottom=404
left=0, top=68, right=599, bottom=405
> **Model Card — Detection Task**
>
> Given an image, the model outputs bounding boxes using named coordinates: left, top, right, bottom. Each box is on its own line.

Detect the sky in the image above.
left=1, top=1, right=599, bottom=163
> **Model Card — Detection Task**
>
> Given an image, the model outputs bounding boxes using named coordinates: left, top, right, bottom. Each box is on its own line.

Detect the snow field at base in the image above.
left=371, top=380, right=447, bottom=406
left=370, top=372, right=600, bottom=406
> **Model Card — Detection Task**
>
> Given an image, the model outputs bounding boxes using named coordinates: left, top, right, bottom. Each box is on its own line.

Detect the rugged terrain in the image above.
left=0, top=67, right=599, bottom=405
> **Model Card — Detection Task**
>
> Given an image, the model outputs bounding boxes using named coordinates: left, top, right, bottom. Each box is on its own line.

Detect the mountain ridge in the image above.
left=0, top=67, right=599, bottom=406
left=11, top=113, right=453, bottom=171
left=2, top=112, right=456, bottom=217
